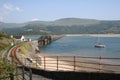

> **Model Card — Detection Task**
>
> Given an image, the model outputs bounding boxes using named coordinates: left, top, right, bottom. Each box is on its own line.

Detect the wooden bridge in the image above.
left=38, top=35, right=64, bottom=48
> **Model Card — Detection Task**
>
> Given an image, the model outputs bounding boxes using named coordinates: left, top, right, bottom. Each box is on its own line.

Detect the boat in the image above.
left=94, top=43, right=105, bottom=48
left=94, top=37, right=105, bottom=48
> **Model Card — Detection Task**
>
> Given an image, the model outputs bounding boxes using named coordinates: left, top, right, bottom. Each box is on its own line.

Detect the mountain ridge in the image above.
left=0, top=18, right=120, bottom=35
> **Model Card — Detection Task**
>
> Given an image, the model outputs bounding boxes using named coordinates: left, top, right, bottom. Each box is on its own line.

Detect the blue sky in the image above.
left=0, top=0, right=120, bottom=23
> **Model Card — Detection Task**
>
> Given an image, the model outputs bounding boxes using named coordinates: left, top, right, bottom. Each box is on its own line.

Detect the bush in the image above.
left=0, top=59, right=15, bottom=77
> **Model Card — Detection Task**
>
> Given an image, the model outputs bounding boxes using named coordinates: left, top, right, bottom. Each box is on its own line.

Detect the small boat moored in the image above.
left=94, top=43, right=105, bottom=48
left=94, top=36, right=106, bottom=48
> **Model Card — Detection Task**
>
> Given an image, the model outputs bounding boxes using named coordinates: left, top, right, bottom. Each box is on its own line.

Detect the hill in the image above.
left=0, top=32, right=15, bottom=77
left=0, top=18, right=120, bottom=35
left=52, top=18, right=100, bottom=26
left=0, top=32, right=12, bottom=51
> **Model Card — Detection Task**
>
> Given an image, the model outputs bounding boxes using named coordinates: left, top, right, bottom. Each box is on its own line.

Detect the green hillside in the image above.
left=53, top=18, right=100, bottom=26
left=1, top=18, right=120, bottom=35
left=0, top=32, right=12, bottom=51
left=0, top=32, right=15, bottom=77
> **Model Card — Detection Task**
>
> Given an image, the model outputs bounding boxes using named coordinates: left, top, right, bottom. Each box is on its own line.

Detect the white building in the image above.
left=11, top=35, right=26, bottom=42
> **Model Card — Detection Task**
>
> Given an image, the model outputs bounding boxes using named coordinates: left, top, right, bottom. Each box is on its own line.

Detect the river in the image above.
left=40, top=36, right=120, bottom=58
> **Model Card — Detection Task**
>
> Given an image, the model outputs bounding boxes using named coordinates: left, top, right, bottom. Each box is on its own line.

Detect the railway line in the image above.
left=9, top=45, right=23, bottom=65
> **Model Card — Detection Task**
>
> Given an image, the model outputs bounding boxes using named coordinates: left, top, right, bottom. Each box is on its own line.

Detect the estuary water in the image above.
left=40, top=36, right=120, bottom=58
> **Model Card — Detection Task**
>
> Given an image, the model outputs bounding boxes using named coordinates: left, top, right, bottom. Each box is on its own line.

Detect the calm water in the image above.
left=40, top=36, right=120, bottom=58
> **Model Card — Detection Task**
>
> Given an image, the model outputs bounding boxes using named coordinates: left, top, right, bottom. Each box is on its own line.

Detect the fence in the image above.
left=21, top=55, right=120, bottom=73
left=1, top=56, right=120, bottom=80
left=0, top=66, right=32, bottom=80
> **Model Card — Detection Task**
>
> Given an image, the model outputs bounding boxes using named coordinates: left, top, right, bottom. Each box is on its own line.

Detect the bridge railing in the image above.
left=20, top=56, right=120, bottom=73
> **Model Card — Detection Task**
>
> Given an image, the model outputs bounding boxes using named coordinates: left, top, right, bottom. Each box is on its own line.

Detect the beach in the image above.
left=18, top=35, right=120, bottom=73
left=35, top=53, right=120, bottom=73
left=66, top=34, right=120, bottom=37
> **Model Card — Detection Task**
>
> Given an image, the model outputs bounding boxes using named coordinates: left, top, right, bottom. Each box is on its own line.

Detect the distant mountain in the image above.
left=53, top=18, right=100, bottom=26
left=1, top=18, right=120, bottom=35
left=0, top=21, right=26, bottom=29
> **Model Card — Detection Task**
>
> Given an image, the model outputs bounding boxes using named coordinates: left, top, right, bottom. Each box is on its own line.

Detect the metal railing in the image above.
left=21, top=55, right=120, bottom=73
left=0, top=66, right=32, bottom=80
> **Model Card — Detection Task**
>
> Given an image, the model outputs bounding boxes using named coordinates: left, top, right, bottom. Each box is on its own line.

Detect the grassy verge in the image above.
left=0, top=40, right=9, bottom=51
left=19, top=42, right=32, bottom=58
left=0, top=32, right=16, bottom=78
left=0, top=58, right=15, bottom=77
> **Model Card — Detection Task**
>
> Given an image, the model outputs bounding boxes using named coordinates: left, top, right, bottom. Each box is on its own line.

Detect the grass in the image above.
left=0, top=32, right=14, bottom=54
left=19, top=42, right=32, bottom=58
left=0, top=32, right=11, bottom=39
left=0, top=32, right=13, bottom=52
left=0, top=40, right=9, bottom=49
left=0, top=59, right=15, bottom=77
left=0, top=32, right=16, bottom=78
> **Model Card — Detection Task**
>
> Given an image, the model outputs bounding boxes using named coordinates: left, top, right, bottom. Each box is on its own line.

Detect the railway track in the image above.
left=9, top=45, right=23, bottom=65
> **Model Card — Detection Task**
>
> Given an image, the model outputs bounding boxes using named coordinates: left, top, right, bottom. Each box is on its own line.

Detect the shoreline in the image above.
left=36, top=53, right=120, bottom=73
left=29, top=36, right=120, bottom=73
left=66, top=34, right=120, bottom=37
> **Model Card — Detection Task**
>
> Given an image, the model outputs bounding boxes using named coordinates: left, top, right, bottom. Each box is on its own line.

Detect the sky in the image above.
left=0, top=0, right=120, bottom=23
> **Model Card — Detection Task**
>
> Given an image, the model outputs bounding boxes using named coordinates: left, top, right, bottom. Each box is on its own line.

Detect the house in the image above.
left=11, top=35, right=26, bottom=42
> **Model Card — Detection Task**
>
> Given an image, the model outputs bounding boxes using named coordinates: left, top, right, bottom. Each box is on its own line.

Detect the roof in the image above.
left=13, top=35, right=23, bottom=39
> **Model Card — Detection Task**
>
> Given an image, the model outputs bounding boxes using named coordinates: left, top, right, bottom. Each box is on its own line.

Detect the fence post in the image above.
left=25, top=58, right=26, bottom=66
left=10, top=73, right=14, bottom=80
left=44, top=56, right=46, bottom=70
left=22, top=66, right=25, bottom=80
left=15, top=63, right=18, bottom=80
left=99, top=56, right=101, bottom=72
left=36, top=57, right=38, bottom=68
left=74, top=56, right=76, bottom=71
left=11, top=57, right=14, bottom=64
left=57, top=56, right=58, bottom=71
left=29, top=68, right=32, bottom=80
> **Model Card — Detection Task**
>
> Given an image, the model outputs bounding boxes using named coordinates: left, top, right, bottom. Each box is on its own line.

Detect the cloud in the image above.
left=1, top=3, right=23, bottom=22
left=31, top=18, right=40, bottom=21
left=0, top=14, right=4, bottom=21
left=3, top=3, right=23, bottom=12
left=3, top=3, right=13, bottom=11
left=15, top=7, right=23, bottom=12
left=0, top=12, right=8, bottom=22
left=0, top=16, right=4, bottom=22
